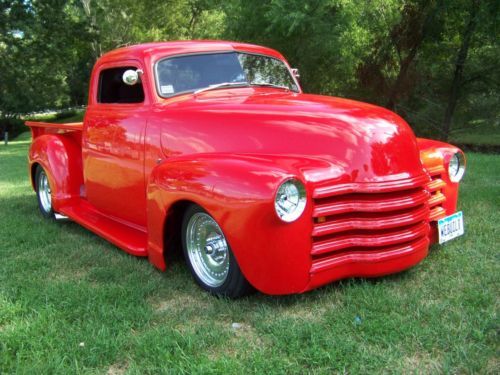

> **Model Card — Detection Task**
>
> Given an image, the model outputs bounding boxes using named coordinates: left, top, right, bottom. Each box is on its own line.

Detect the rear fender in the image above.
left=146, top=154, right=315, bottom=294
left=29, top=134, right=83, bottom=211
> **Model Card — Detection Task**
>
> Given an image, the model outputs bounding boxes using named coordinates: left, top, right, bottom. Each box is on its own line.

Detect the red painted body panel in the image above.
left=26, top=122, right=83, bottom=210
left=26, top=41, right=465, bottom=295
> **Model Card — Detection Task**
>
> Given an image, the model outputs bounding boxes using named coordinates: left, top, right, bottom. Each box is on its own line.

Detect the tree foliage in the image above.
left=0, top=0, right=498, bottom=140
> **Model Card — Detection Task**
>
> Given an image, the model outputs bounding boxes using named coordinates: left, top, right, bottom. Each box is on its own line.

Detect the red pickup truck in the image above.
left=26, top=41, right=466, bottom=297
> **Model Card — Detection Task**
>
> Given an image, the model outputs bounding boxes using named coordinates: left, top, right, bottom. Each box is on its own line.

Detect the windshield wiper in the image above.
left=250, top=82, right=290, bottom=91
left=194, top=81, right=249, bottom=94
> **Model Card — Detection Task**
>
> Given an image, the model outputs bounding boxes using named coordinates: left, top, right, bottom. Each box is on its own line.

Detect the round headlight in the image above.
left=274, top=179, right=307, bottom=222
left=448, top=152, right=466, bottom=182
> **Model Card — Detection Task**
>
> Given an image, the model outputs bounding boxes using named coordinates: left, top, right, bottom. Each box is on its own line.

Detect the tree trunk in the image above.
left=385, top=0, right=437, bottom=110
left=1, top=121, right=6, bottom=141
left=442, top=0, right=479, bottom=141
left=386, top=45, right=420, bottom=110
left=81, top=0, right=102, bottom=60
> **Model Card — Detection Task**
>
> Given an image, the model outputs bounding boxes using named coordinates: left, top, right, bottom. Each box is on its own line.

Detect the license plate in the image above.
left=438, top=211, right=464, bottom=244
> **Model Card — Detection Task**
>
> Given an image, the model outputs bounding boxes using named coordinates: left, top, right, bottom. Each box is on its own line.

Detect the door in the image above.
left=82, top=61, right=149, bottom=227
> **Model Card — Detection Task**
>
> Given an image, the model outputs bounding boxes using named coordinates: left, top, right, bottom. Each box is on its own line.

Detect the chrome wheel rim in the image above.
left=186, top=212, right=229, bottom=287
left=38, top=171, right=52, bottom=213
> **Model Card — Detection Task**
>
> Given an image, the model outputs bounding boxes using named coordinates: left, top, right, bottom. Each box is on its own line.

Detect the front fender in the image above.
left=29, top=134, right=83, bottom=211
left=417, top=138, right=465, bottom=216
left=146, top=154, right=317, bottom=294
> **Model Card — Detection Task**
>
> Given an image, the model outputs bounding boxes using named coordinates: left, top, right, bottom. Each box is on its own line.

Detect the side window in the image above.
left=98, top=66, right=145, bottom=104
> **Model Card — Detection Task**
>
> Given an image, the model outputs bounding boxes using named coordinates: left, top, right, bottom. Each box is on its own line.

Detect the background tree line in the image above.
left=1, top=0, right=498, bottom=141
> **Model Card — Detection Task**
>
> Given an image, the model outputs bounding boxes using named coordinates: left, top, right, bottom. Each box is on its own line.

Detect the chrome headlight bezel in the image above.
left=274, top=178, right=307, bottom=222
left=448, top=151, right=466, bottom=183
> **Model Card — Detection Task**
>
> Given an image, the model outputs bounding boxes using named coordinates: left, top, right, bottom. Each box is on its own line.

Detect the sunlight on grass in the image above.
left=0, top=132, right=498, bottom=373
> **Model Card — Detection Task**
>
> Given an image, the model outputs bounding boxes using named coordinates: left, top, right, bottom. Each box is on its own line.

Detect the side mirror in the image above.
left=291, top=68, right=300, bottom=79
left=122, top=69, right=143, bottom=86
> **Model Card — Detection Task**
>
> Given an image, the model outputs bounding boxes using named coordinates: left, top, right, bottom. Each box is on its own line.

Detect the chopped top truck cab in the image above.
left=26, top=41, right=466, bottom=297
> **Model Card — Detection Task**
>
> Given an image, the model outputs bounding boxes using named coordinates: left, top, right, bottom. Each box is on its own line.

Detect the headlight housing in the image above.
left=274, top=179, right=307, bottom=222
left=448, top=152, right=466, bottom=183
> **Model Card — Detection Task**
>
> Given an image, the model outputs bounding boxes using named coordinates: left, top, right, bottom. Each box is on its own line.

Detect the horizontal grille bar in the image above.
left=312, top=222, right=430, bottom=256
left=427, top=178, right=446, bottom=192
left=429, top=206, right=446, bottom=221
left=428, top=191, right=446, bottom=207
left=426, top=165, right=446, bottom=177
left=312, top=204, right=429, bottom=237
left=310, top=236, right=429, bottom=274
left=313, top=189, right=429, bottom=217
left=313, top=174, right=430, bottom=199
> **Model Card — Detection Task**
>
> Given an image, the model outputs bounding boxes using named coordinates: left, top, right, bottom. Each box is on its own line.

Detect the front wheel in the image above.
left=181, top=205, right=253, bottom=298
left=35, top=166, right=54, bottom=219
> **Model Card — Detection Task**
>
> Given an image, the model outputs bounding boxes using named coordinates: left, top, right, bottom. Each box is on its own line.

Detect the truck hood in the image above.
left=157, top=88, right=424, bottom=184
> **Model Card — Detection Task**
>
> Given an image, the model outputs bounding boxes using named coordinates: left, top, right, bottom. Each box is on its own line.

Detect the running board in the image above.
left=55, top=213, right=69, bottom=220
left=57, top=199, right=148, bottom=257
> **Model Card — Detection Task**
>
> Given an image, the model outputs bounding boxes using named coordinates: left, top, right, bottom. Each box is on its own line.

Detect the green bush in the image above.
left=54, top=109, right=77, bottom=120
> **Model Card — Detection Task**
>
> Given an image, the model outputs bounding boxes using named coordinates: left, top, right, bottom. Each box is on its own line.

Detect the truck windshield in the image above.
left=155, top=52, right=299, bottom=97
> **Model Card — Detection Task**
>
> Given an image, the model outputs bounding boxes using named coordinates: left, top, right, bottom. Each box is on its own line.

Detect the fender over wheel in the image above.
left=181, top=204, right=253, bottom=298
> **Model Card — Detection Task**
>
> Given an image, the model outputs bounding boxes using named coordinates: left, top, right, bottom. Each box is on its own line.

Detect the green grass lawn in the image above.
left=0, top=133, right=498, bottom=374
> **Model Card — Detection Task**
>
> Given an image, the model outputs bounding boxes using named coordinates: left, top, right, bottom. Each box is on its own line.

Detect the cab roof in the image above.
left=98, top=40, right=286, bottom=64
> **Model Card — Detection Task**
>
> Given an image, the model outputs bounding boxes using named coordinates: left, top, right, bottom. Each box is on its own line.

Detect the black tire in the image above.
left=35, top=165, right=55, bottom=219
left=181, top=204, right=253, bottom=298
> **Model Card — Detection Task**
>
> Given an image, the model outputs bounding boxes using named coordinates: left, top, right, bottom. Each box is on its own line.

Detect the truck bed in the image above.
left=25, top=120, right=83, bottom=145
left=25, top=120, right=83, bottom=133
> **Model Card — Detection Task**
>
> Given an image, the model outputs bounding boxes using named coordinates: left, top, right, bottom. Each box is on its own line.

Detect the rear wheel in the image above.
left=35, top=166, right=54, bottom=219
left=181, top=205, right=253, bottom=298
